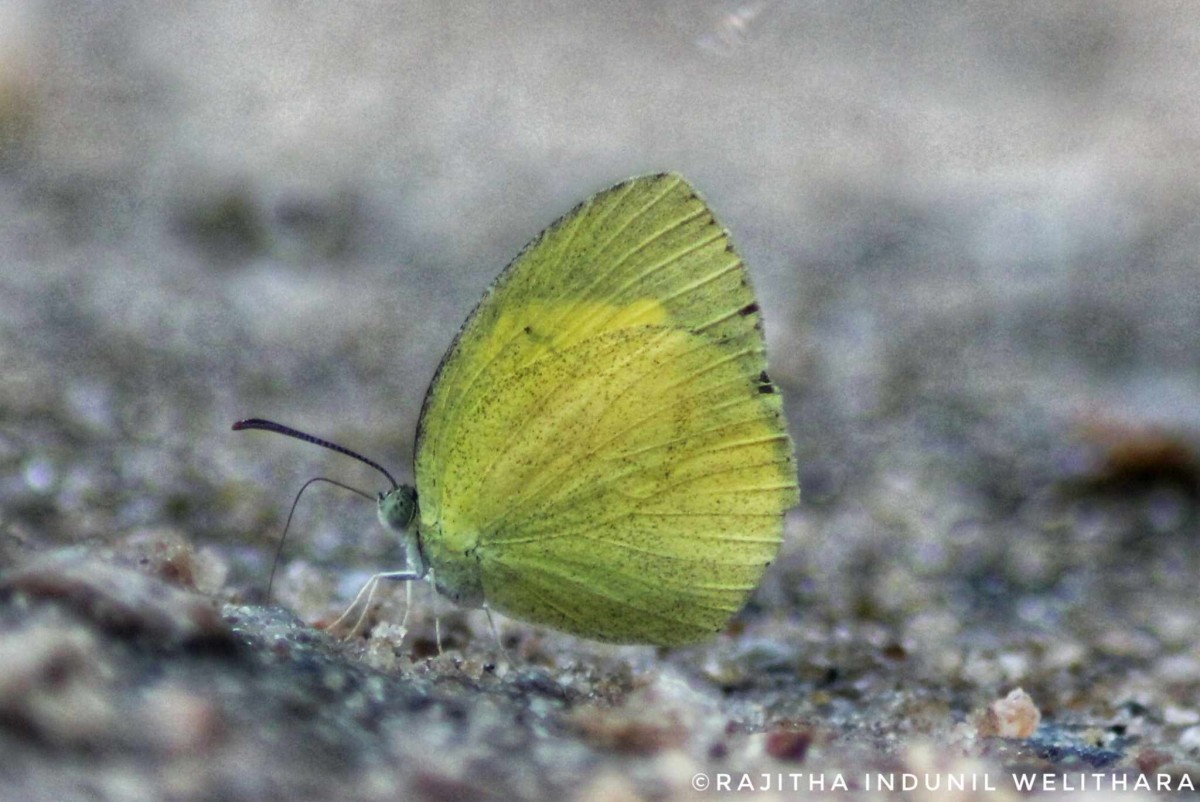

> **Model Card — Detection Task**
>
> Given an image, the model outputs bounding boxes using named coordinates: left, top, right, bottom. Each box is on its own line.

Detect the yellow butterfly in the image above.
left=236, top=173, right=798, bottom=645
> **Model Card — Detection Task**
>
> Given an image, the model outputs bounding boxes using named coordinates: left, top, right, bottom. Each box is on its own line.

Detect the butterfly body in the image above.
left=379, top=173, right=798, bottom=645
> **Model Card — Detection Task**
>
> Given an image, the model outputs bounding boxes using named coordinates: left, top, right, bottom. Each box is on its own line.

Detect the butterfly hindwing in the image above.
left=455, top=327, right=791, bottom=643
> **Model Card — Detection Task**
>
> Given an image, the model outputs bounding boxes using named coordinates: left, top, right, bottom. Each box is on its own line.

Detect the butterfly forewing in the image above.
left=414, top=173, right=797, bottom=644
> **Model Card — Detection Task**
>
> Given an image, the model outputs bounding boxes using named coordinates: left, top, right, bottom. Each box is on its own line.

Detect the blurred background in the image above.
left=1, top=0, right=1197, bottom=629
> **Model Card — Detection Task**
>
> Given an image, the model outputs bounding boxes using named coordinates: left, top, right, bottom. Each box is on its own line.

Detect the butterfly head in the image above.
left=377, top=485, right=417, bottom=532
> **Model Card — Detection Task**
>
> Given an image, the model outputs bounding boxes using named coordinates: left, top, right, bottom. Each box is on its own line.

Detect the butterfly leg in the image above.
left=328, top=569, right=419, bottom=639
left=425, top=566, right=444, bottom=655
left=483, top=605, right=513, bottom=669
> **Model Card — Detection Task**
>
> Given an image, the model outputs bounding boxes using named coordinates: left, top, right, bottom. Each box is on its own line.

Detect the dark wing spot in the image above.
left=757, top=370, right=776, bottom=394
left=524, top=325, right=533, bottom=335
left=738, top=303, right=760, bottom=317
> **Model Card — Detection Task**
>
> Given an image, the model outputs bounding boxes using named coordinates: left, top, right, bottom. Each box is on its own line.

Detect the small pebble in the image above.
left=979, top=688, right=1041, bottom=739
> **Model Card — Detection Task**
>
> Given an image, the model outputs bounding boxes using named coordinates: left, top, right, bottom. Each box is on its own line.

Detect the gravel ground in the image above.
left=1, top=2, right=1199, bottom=800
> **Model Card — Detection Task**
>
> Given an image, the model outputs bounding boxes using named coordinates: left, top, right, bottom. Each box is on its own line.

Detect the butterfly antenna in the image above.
left=232, top=418, right=399, bottom=490
left=267, top=476, right=374, bottom=603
